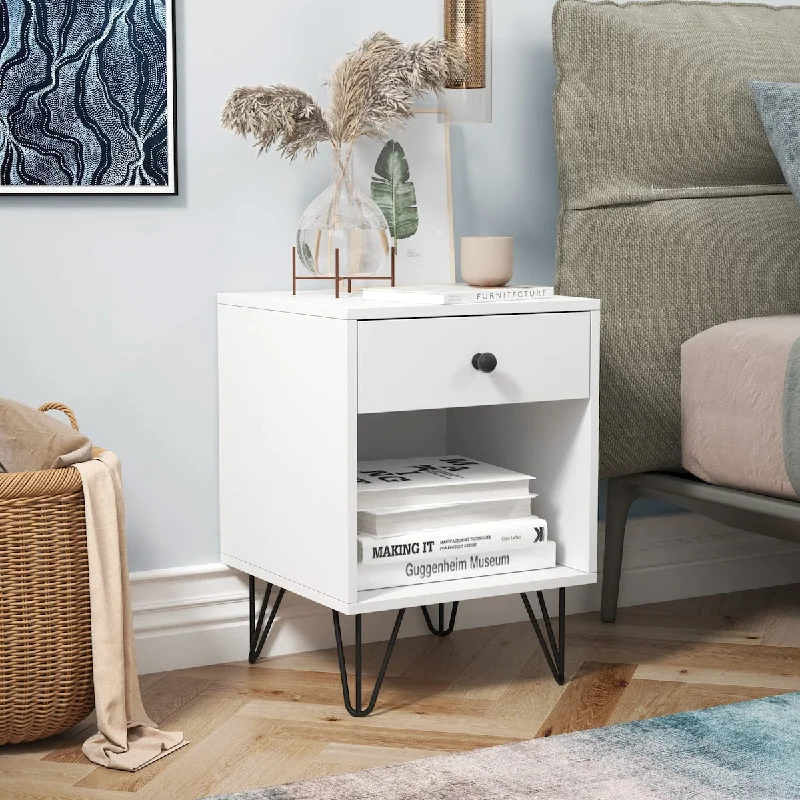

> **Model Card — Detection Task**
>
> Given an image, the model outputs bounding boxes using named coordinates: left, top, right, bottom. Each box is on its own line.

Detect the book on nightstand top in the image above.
left=361, top=284, right=555, bottom=305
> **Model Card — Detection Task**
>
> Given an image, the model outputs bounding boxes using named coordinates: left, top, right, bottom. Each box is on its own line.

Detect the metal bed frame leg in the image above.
left=421, top=602, right=460, bottom=637
left=332, top=609, right=406, bottom=717
left=520, top=588, right=566, bottom=685
left=602, top=476, right=637, bottom=623
left=248, top=575, right=286, bottom=664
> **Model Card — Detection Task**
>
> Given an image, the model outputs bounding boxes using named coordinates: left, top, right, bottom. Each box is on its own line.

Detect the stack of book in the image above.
left=357, top=456, right=556, bottom=591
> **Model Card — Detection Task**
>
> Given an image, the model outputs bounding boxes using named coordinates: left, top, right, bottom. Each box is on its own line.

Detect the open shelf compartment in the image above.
left=354, top=401, right=598, bottom=610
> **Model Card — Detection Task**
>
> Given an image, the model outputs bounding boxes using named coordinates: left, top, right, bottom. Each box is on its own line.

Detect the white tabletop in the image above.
left=217, top=290, right=601, bottom=320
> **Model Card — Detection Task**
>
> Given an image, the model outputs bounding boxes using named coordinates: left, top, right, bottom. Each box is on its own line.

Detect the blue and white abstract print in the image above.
left=0, top=0, right=175, bottom=193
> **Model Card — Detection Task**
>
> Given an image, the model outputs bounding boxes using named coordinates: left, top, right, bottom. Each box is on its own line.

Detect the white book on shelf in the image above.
left=357, top=540, right=557, bottom=592
left=358, top=516, right=548, bottom=565
left=357, top=456, right=534, bottom=511
left=361, top=284, right=555, bottom=305
left=358, top=494, right=536, bottom=537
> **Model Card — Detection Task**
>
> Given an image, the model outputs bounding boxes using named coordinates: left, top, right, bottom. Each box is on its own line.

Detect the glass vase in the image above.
left=297, top=145, right=391, bottom=279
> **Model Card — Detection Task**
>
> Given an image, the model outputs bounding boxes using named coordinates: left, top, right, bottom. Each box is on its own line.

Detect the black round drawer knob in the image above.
left=472, top=352, right=498, bottom=373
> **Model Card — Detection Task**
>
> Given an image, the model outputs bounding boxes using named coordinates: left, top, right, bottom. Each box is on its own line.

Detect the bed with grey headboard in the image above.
left=551, top=0, right=800, bottom=619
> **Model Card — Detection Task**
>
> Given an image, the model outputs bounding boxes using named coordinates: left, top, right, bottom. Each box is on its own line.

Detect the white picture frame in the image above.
left=353, top=109, right=455, bottom=285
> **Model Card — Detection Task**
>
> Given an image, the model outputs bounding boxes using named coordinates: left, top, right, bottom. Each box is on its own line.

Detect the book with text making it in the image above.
left=356, top=456, right=534, bottom=512
left=358, top=515, right=548, bottom=565
left=361, top=284, right=555, bottom=305
left=357, top=540, right=557, bottom=591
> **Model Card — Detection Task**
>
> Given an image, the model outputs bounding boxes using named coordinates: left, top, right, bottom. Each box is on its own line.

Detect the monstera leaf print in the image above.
left=370, top=140, right=419, bottom=248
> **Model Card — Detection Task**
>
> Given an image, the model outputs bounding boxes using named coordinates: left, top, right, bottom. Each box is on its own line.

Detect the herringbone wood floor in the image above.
left=4, top=584, right=800, bottom=799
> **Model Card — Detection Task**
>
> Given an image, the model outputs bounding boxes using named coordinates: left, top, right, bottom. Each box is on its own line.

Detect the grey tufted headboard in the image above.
left=552, top=0, right=800, bottom=479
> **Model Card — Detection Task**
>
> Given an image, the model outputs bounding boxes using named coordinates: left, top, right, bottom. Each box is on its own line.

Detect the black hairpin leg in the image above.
left=421, top=602, right=459, bottom=637
left=248, top=575, right=286, bottom=664
left=332, top=609, right=405, bottom=717
left=521, top=588, right=566, bottom=685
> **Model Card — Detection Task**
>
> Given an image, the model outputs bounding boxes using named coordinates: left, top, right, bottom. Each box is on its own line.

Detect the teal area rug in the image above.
left=204, top=693, right=800, bottom=799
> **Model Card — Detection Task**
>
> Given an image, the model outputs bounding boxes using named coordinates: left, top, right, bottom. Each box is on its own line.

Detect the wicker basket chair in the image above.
left=0, top=403, right=94, bottom=745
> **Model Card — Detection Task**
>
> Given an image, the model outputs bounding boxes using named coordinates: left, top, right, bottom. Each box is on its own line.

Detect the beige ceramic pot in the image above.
left=460, top=237, right=514, bottom=287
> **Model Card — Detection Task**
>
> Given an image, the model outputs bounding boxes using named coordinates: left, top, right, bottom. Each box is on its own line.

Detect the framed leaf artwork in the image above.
left=0, top=0, right=177, bottom=195
left=353, top=109, right=455, bottom=285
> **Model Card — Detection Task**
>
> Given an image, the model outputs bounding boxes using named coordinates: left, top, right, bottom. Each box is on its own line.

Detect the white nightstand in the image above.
left=217, top=290, right=600, bottom=715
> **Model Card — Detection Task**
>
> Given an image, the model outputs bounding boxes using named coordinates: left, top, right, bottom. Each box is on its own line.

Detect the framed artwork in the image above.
left=0, top=0, right=177, bottom=195
left=354, top=109, right=455, bottom=285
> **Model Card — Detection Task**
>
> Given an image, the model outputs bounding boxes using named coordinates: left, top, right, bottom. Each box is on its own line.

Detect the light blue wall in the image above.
left=6, top=0, right=775, bottom=571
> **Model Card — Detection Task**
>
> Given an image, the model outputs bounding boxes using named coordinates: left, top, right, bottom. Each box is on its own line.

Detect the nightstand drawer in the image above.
left=357, top=312, right=592, bottom=414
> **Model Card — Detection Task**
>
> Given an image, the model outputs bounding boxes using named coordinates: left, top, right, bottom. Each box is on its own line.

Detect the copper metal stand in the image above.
left=292, top=246, right=396, bottom=298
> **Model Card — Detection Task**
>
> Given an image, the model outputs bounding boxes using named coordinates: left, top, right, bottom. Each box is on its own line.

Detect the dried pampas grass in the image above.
left=221, top=85, right=331, bottom=161
left=407, top=38, right=469, bottom=94
left=221, top=31, right=467, bottom=159
left=326, top=33, right=466, bottom=143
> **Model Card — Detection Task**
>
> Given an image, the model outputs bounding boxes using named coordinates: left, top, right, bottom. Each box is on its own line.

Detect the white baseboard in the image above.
left=131, top=514, right=800, bottom=674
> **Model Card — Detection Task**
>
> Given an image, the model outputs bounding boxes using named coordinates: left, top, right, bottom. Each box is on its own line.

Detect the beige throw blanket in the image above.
left=0, top=397, right=92, bottom=472
left=76, top=451, right=186, bottom=771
